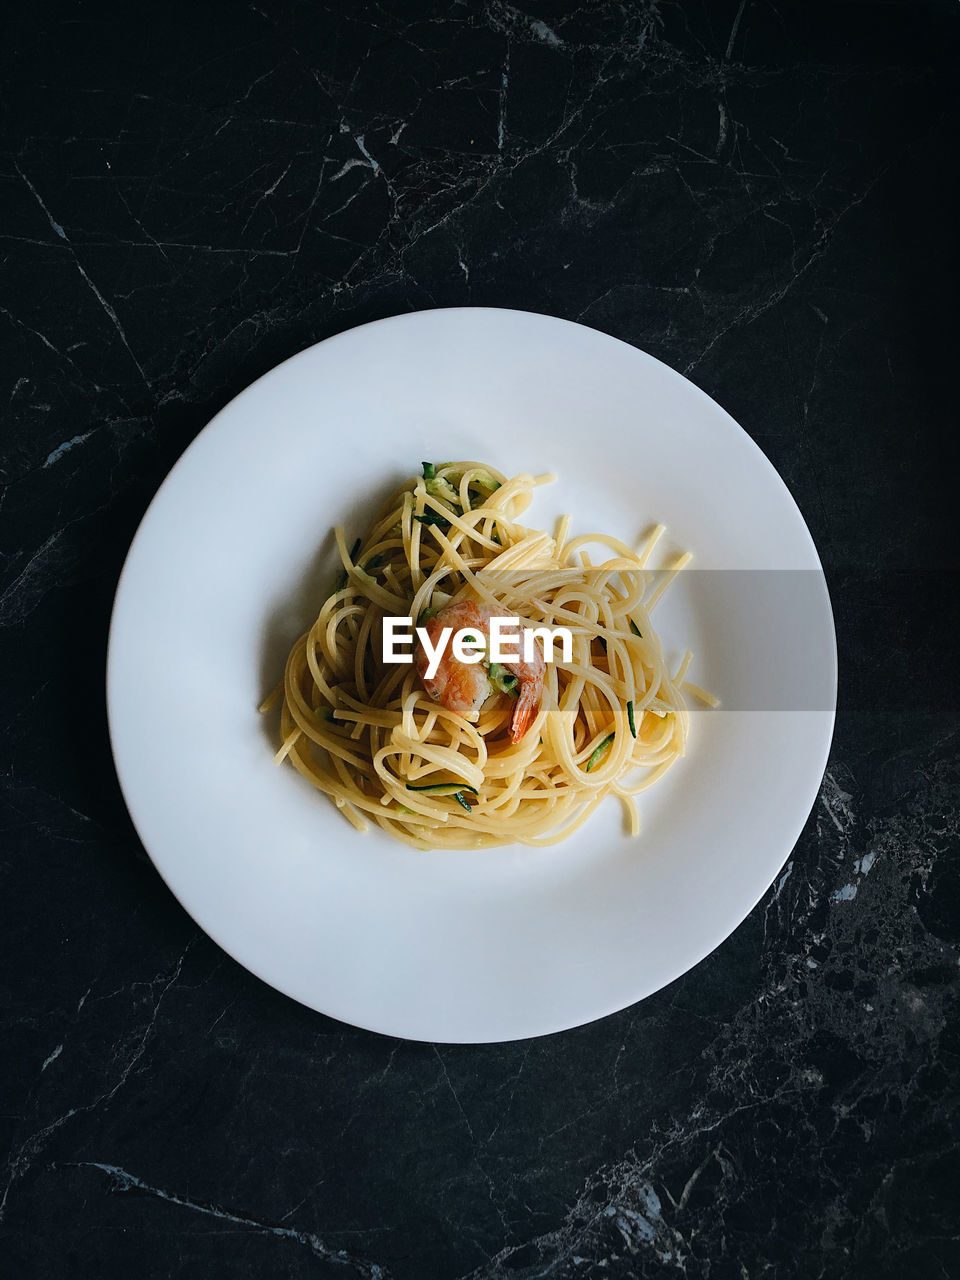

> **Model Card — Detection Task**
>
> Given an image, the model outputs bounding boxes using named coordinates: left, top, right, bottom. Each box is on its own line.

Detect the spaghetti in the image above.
left=263, top=462, right=710, bottom=849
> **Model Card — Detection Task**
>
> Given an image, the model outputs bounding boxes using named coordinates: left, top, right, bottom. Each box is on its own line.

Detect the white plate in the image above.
left=107, top=308, right=836, bottom=1043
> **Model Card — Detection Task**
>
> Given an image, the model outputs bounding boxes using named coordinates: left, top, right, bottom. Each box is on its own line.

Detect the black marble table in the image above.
left=2, top=2, right=958, bottom=1276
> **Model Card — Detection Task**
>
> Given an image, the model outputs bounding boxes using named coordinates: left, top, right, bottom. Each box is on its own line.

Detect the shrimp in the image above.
left=414, top=598, right=545, bottom=744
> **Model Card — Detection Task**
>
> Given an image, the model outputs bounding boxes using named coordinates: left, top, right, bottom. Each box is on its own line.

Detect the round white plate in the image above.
left=107, top=308, right=836, bottom=1043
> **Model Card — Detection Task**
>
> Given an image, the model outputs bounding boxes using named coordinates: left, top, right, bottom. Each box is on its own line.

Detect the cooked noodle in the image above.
left=264, top=463, right=703, bottom=850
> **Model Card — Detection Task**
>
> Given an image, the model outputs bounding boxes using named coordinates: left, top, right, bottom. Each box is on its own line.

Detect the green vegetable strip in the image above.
left=585, top=732, right=615, bottom=772
left=422, top=462, right=436, bottom=480
left=627, top=701, right=637, bottom=738
left=414, top=512, right=451, bottom=528
left=404, top=781, right=477, bottom=811
left=489, top=662, right=518, bottom=694
left=630, top=619, right=643, bottom=638
left=426, top=475, right=461, bottom=504
left=468, top=470, right=501, bottom=495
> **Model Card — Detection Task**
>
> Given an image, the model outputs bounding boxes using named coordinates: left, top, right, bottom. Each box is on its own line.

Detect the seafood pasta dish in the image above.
left=261, top=462, right=714, bottom=850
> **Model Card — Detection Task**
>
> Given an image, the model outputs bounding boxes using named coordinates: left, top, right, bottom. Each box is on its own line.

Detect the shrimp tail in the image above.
left=510, top=684, right=541, bottom=744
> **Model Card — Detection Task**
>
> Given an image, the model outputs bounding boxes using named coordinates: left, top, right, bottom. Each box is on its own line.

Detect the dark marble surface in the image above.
left=2, top=1, right=959, bottom=1276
